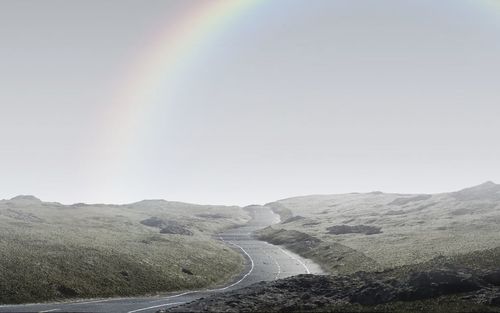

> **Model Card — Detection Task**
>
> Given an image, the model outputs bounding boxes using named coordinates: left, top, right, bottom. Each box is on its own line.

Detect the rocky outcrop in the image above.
left=160, top=222, right=193, bottom=236
left=140, top=217, right=193, bottom=236
left=256, top=228, right=381, bottom=274
left=398, top=269, right=482, bottom=301
left=165, top=267, right=500, bottom=312
left=326, top=224, right=382, bottom=235
left=257, top=228, right=322, bottom=254
left=480, top=270, right=500, bottom=286
left=140, top=217, right=166, bottom=228
left=182, top=268, right=194, bottom=275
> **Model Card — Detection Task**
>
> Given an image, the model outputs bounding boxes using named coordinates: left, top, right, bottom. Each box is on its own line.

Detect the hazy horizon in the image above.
left=1, top=0, right=500, bottom=206
left=3, top=180, right=498, bottom=207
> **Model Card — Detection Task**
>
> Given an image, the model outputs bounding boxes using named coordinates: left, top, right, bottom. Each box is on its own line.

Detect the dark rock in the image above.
left=462, top=288, right=500, bottom=306
left=56, top=285, right=78, bottom=297
left=303, top=222, right=321, bottom=226
left=401, top=269, right=482, bottom=300
left=160, top=223, right=193, bottom=236
left=490, top=295, right=500, bottom=306
left=166, top=268, right=495, bottom=312
left=140, top=217, right=166, bottom=228
left=257, top=229, right=321, bottom=254
left=182, top=268, right=194, bottom=275
left=480, top=270, right=500, bottom=286
left=350, top=281, right=396, bottom=305
left=140, top=217, right=193, bottom=236
left=327, top=224, right=382, bottom=235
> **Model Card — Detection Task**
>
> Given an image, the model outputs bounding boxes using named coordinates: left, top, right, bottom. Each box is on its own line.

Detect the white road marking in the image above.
left=276, top=246, right=311, bottom=274
left=66, top=298, right=128, bottom=305
left=1, top=237, right=258, bottom=313
left=67, top=234, right=305, bottom=311
left=210, top=236, right=255, bottom=291
left=2, top=208, right=304, bottom=313
left=142, top=291, right=193, bottom=303
left=141, top=236, right=255, bottom=307
left=127, top=302, right=185, bottom=313
left=271, top=256, right=281, bottom=280
left=0, top=297, right=129, bottom=308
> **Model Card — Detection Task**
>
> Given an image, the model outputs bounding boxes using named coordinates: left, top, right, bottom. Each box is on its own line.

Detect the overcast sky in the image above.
left=1, top=0, right=500, bottom=205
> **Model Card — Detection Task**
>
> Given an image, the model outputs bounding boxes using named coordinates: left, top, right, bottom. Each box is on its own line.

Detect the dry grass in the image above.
left=0, top=196, right=250, bottom=304
left=263, top=182, right=500, bottom=273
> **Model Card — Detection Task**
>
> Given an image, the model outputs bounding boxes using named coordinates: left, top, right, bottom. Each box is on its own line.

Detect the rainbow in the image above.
left=98, top=0, right=500, bottom=162
left=102, top=0, right=265, bottom=158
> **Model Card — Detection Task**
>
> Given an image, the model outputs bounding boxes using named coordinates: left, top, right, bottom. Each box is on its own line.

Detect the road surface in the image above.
left=0, top=205, right=323, bottom=313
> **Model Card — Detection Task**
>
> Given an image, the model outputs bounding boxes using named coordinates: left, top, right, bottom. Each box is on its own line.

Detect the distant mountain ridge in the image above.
left=6, top=181, right=499, bottom=208
left=8, top=195, right=41, bottom=203
left=452, top=181, right=500, bottom=201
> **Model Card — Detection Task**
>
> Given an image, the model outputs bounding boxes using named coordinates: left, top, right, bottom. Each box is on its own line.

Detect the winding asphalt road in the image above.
left=0, top=205, right=323, bottom=313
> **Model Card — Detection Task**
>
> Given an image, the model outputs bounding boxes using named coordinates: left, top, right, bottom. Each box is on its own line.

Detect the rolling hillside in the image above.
left=0, top=196, right=249, bottom=304
left=259, top=182, right=500, bottom=273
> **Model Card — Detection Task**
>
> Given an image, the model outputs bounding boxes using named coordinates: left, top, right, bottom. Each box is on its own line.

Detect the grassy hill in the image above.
left=173, top=183, right=500, bottom=312
left=0, top=196, right=249, bottom=304
left=259, top=182, right=500, bottom=274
